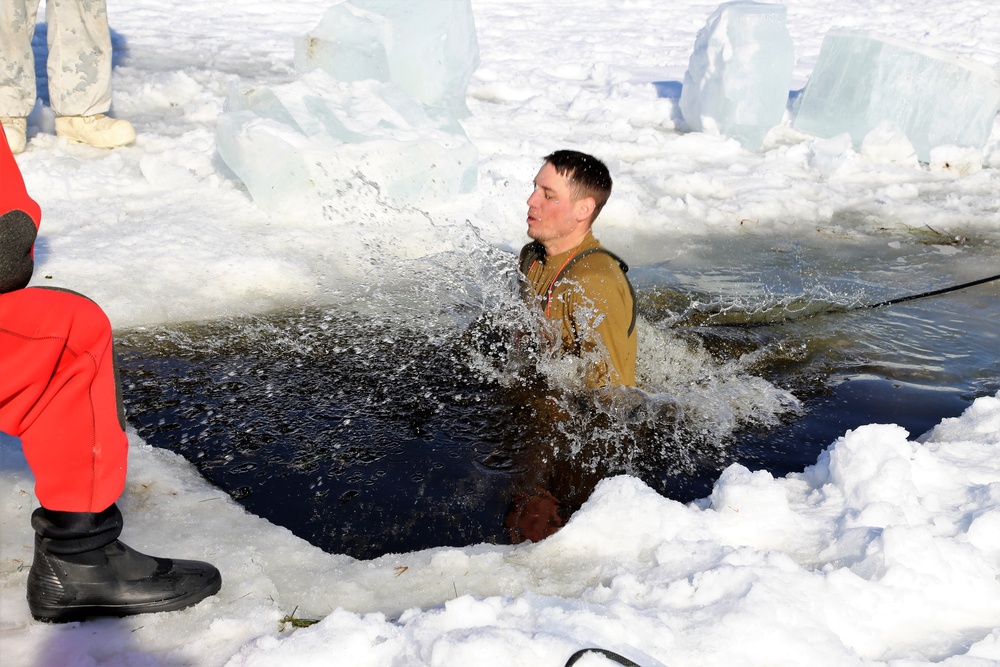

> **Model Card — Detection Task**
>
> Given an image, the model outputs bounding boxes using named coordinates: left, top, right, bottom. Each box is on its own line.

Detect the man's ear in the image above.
left=574, top=196, right=595, bottom=224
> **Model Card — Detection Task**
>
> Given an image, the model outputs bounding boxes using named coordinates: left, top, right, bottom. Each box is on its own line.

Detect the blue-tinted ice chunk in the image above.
left=793, top=29, right=1000, bottom=163
left=680, top=1, right=794, bottom=149
left=294, top=0, right=480, bottom=118
left=216, top=71, right=478, bottom=215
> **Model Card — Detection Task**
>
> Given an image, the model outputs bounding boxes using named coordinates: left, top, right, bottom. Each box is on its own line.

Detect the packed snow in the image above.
left=2, top=0, right=999, bottom=665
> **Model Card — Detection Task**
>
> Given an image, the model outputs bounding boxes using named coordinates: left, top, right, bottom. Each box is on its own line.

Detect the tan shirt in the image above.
left=521, top=232, right=637, bottom=387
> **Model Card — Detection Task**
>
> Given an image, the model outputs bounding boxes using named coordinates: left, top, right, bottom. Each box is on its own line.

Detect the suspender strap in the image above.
left=518, top=241, right=546, bottom=276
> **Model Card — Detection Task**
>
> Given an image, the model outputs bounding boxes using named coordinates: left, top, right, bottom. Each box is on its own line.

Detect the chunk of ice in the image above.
left=216, top=71, right=478, bottom=215
left=679, top=1, right=794, bottom=149
left=793, top=29, right=1000, bottom=163
left=294, top=0, right=480, bottom=118
left=859, top=119, right=919, bottom=166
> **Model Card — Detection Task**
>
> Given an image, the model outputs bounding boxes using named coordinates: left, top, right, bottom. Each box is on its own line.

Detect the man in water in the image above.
left=518, top=149, right=636, bottom=388
left=504, top=150, right=637, bottom=542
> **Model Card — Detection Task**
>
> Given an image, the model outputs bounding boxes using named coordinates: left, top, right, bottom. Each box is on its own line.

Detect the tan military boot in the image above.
left=1, top=117, right=27, bottom=154
left=55, top=113, right=136, bottom=149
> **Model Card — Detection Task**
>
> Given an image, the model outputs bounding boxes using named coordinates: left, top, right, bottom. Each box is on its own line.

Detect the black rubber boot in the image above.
left=27, top=504, right=222, bottom=623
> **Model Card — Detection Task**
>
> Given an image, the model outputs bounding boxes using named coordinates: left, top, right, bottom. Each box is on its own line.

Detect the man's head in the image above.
left=543, top=150, right=612, bottom=222
left=526, top=150, right=613, bottom=256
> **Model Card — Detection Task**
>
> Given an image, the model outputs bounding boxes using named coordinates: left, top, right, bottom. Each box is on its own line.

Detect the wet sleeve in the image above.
left=0, top=210, right=37, bottom=293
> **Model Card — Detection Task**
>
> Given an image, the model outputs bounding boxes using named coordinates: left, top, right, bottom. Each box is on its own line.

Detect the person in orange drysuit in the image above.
left=0, top=133, right=220, bottom=623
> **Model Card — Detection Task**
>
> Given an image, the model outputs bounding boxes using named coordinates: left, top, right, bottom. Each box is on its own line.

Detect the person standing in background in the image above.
left=1, top=0, right=135, bottom=153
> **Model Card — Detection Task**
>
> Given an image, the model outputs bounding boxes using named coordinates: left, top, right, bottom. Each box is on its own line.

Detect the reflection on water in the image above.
left=117, top=230, right=999, bottom=559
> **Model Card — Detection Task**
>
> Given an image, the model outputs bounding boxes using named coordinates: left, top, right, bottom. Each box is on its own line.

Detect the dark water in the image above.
left=116, top=231, right=999, bottom=559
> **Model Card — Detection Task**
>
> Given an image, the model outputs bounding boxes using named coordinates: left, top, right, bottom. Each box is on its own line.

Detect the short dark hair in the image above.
left=544, top=150, right=613, bottom=222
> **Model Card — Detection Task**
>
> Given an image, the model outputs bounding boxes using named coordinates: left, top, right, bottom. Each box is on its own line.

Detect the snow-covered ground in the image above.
left=2, top=0, right=999, bottom=665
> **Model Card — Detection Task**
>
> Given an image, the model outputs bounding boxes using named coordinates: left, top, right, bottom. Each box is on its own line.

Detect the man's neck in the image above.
left=543, top=228, right=592, bottom=257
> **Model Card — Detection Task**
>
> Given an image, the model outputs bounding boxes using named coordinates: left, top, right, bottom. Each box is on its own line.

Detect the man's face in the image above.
left=526, top=162, right=590, bottom=252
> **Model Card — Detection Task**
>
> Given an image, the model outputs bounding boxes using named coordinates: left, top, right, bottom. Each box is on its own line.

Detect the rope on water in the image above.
left=855, top=271, right=1000, bottom=310
left=700, top=270, right=1000, bottom=327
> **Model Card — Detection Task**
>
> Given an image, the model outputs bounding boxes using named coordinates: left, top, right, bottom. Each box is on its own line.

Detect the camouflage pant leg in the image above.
left=45, top=0, right=113, bottom=116
left=0, top=0, right=42, bottom=117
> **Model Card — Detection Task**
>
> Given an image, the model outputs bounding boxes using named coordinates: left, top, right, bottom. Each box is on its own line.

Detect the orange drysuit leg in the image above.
left=0, top=287, right=127, bottom=512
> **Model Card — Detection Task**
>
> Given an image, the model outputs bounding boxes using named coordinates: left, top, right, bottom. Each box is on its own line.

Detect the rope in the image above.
left=853, top=271, right=1000, bottom=310
left=565, top=648, right=646, bottom=667
left=697, top=270, right=1000, bottom=327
